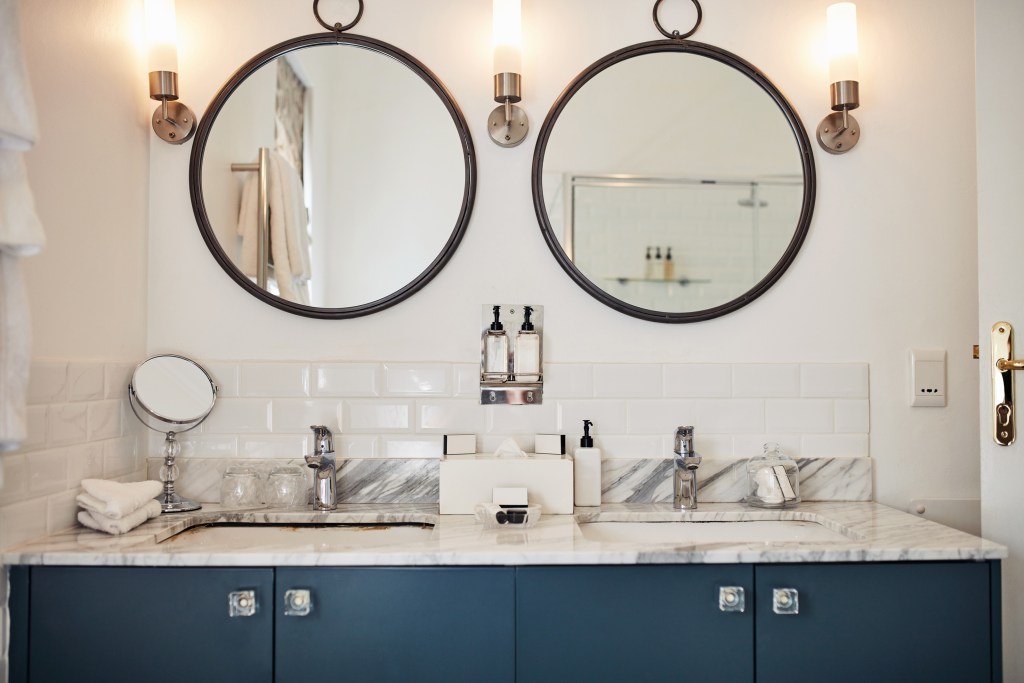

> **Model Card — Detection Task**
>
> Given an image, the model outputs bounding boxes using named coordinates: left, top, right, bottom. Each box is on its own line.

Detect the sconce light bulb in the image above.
left=826, top=2, right=859, bottom=84
left=144, top=0, right=180, bottom=73
left=493, top=0, right=523, bottom=75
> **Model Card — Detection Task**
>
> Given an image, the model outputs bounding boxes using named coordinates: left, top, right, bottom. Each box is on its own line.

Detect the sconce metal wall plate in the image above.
left=488, top=103, right=529, bottom=147
left=817, top=110, right=860, bottom=154
left=152, top=100, right=196, bottom=145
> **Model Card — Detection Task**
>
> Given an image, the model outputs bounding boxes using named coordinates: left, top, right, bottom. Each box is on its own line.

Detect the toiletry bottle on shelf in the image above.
left=514, top=305, right=540, bottom=382
left=653, top=247, right=662, bottom=279
left=664, top=246, right=675, bottom=280
left=644, top=246, right=654, bottom=279
left=573, top=419, right=602, bottom=507
left=483, top=305, right=509, bottom=380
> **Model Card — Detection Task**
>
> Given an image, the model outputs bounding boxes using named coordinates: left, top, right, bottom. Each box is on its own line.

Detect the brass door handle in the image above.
left=992, top=322, right=1018, bottom=445
left=996, top=358, right=1024, bottom=372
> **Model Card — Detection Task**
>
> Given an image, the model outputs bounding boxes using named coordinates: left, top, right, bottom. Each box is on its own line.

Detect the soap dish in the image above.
left=475, top=503, right=542, bottom=529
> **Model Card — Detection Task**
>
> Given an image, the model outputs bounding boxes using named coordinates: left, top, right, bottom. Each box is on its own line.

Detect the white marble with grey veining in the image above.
left=1, top=501, right=1004, bottom=567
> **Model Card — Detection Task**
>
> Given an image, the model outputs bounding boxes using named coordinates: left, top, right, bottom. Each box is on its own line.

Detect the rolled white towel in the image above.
left=79, top=479, right=162, bottom=519
left=77, top=499, right=162, bottom=536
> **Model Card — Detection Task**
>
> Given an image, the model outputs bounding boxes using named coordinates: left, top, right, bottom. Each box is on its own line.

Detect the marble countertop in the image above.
left=1, top=502, right=1006, bottom=567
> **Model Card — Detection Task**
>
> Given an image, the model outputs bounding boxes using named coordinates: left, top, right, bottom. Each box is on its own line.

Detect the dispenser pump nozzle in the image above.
left=521, top=305, right=535, bottom=331
left=489, top=305, right=504, bottom=331
left=580, top=419, right=594, bottom=447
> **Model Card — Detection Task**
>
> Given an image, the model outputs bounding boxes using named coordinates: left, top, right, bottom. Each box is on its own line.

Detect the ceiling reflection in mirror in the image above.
left=192, top=37, right=474, bottom=317
left=535, top=46, right=814, bottom=322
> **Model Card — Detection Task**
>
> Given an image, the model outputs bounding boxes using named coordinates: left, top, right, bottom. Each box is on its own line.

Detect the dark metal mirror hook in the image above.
left=653, top=0, right=702, bottom=40
left=313, top=0, right=364, bottom=32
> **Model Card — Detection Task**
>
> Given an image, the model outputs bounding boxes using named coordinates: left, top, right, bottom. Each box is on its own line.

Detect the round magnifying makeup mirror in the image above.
left=129, top=355, right=218, bottom=513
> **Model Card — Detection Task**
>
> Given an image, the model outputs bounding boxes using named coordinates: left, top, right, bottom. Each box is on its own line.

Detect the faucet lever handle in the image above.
left=309, top=425, right=334, bottom=454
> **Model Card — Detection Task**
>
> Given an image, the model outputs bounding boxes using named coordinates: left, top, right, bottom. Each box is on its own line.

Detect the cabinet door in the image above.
left=275, top=567, right=515, bottom=683
left=756, top=562, right=993, bottom=683
left=516, top=565, right=754, bottom=682
left=29, top=566, right=274, bottom=683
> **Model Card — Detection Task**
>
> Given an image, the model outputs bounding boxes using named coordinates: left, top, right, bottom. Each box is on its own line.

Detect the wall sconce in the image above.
left=816, top=2, right=860, bottom=154
left=144, top=0, right=195, bottom=144
left=488, top=0, right=529, bottom=147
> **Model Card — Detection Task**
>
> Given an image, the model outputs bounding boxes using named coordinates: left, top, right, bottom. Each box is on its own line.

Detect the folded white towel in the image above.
left=79, top=479, right=163, bottom=519
left=77, top=499, right=162, bottom=536
left=0, top=0, right=38, bottom=151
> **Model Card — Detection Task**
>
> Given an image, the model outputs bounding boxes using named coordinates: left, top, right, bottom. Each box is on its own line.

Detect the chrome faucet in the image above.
left=673, top=426, right=701, bottom=510
left=305, top=425, right=337, bottom=511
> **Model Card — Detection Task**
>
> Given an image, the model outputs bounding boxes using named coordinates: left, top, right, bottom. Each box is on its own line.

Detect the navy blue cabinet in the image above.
left=25, top=566, right=274, bottom=683
left=755, top=562, right=998, bottom=683
left=516, top=565, right=755, bottom=682
left=275, top=567, right=515, bottom=683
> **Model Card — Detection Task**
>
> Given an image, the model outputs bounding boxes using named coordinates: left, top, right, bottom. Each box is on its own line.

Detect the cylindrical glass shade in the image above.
left=145, top=0, right=179, bottom=73
left=493, top=0, right=522, bottom=75
left=826, top=2, right=859, bottom=84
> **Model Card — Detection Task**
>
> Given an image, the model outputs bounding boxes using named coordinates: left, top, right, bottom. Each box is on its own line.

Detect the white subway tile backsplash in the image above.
left=416, top=400, right=487, bottom=433
left=47, top=488, right=81, bottom=534
left=66, top=443, right=104, bottom=483
left=558, top=400, right=628, bottom=435
left=733, top=435, right=803, bottom=459
left=339, top=435, right=379, bottom=458
left=103, top=436, right=138, bottom=478
left=238, top=434, right=309, bottom=459
left=271, top=399, right=343, bottom=433
left=696, top=399, right=765, bottom=434
left=68, top=363, right=104, bottom=402
left=835, top=399, right=870, bottom=433
left=201, top=398, right=272, bottom=433
left=452, top=364, right=480, bottom=398
left=594, top=364, right=663, bottom=398
left=384, top=363, right=450, bottom=396
left=28, top=449, right=67, bottom=495
left=28, top=361, right=68, bottom=404
left=0, top=453, right=28, bottom=505
left=594, top=435, right=663, bottom=458
left=0, top=497, right=48, bottom=549
left=205, top=362, right=240, bottom=398
left=22, top=406, right=46, bottom=451
left=314, top=363, right=381, bottom=397
left=626, top=399, right=698, bottom=434
left=801, top=363, right=869, bottom=398
left=802, top=433, right=869, bottom=457
left=663, top=364, right=732, bottom=397
left=87, top=400, right=121, bottom=441
left=47, top=404, right=88, bottom=446
left=104, top=362, right=134, bottom=399
left=172, top=434, right=238, bottom=459
left=343, top=400, right=412, bottom=433
left=765, top=399, right=834, bottom=433
left=733, top=364, right=800, bottom=397
left=543, top=364, right=594, bottom=399
left=487, top=403, right=559, bottom=435
left=379, top=435, right=443, bottom=458
left=239, top=363, right=311, bottom=397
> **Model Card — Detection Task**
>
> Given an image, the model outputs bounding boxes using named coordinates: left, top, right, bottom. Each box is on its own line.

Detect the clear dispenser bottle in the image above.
left=573, top=419, right=602, bottom=507
left=483, top=305, right=509, bottom=379
left=745, top=442, right=800, bottom=508
left=653, top=247, right=663, bottom=279
left=663, top=246, right=675, bottom=280
left=514, top=305, right=540, bottom=382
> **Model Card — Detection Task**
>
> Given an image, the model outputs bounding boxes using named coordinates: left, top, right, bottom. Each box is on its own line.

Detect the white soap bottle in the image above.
left=573, top=419, right=602, bottom=507
left=514, top=305, right=540, bottom=381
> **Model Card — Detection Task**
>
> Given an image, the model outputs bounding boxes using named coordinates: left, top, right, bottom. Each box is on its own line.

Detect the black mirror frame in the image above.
left=532, top=39, right=816, bottom=323
left=189, top=32, right=476, bottom=319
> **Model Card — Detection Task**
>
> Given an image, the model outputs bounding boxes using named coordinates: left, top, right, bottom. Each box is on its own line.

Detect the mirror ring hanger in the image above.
left=313, top=0, right=364, bottom=33
left=653, top=0, right=703, bottom=40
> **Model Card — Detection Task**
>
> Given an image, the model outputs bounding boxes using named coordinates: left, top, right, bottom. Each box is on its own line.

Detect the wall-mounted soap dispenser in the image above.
left=481, top=304, right=543, bottom=405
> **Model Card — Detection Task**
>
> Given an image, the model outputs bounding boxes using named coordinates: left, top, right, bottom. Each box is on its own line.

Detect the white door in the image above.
left=977, top=1, right=1024, bottom=675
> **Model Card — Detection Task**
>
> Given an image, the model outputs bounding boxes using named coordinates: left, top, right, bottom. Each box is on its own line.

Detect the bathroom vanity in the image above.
left=4, top=502, right=1004, bottom=683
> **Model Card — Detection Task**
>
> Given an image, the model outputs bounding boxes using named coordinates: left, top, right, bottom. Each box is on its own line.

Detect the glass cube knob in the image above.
left=228, top=590, right=257, bottom=618
left=718, top=586, right=745, bottom=612
left=284, top=588, right=313, bottom=617
left=772, top=587, right=800, bottom=615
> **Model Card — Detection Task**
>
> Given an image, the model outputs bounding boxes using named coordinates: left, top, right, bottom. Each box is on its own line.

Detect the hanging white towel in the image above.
left=77, top=499, right=163, bottom=536
left=79, top=479, right=163, bottom=519
left=236, top=169, right=259, bottom=277
left=0, top=0, right=44, bottom=453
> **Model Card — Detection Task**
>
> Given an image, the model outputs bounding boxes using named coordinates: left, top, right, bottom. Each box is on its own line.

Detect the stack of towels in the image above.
left=76, top=479, right=163, bottom=535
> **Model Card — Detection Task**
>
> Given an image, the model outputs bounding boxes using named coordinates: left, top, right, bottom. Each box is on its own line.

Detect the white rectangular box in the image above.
left=444, top=434, right=477, bottom=455
left=439, top=457, right=574, bottom=514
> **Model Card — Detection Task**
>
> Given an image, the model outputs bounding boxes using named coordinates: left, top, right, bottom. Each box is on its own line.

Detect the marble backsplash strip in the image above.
left=152, top=455, right=868, bottom=506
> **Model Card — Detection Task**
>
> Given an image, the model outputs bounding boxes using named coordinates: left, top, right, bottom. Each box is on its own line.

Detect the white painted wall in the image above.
left=143, top=0, right=978, bottom=518
left=20, top=0, right=150, bottom=360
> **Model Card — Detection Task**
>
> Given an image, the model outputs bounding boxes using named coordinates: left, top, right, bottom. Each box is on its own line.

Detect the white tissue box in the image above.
left=439, top=456, right=574, bottom=514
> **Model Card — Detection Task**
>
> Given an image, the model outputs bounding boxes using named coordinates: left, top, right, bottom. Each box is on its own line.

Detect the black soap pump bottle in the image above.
left=514, top=305, right=540, bottom=382
left=483, top=305, right=509, bottom=379
left=574, top=419, right=601, bottom=507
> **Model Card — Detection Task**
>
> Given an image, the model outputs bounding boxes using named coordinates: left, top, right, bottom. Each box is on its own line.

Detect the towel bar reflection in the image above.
left=230, top=147, right=270, bottom=289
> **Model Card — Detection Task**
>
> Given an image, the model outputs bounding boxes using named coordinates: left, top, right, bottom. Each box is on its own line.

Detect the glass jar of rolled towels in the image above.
left=744, top=442, right=801, bottom=508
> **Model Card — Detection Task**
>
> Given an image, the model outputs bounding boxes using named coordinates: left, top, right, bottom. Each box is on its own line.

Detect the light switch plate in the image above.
left=910, top=349, right=946, bottom=407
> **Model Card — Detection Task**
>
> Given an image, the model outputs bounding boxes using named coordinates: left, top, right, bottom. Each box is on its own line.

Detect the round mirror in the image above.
left=190, top=34, right=475, bottom=318
left=130, top=355, right=217, bottom=429
left=533, top=41, right=815, bottom=322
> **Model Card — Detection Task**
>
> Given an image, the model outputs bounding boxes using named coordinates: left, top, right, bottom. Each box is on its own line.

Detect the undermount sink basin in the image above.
left=578, top=520, right=850, bottom=545
left=163, top=523, right=435, bottom=550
